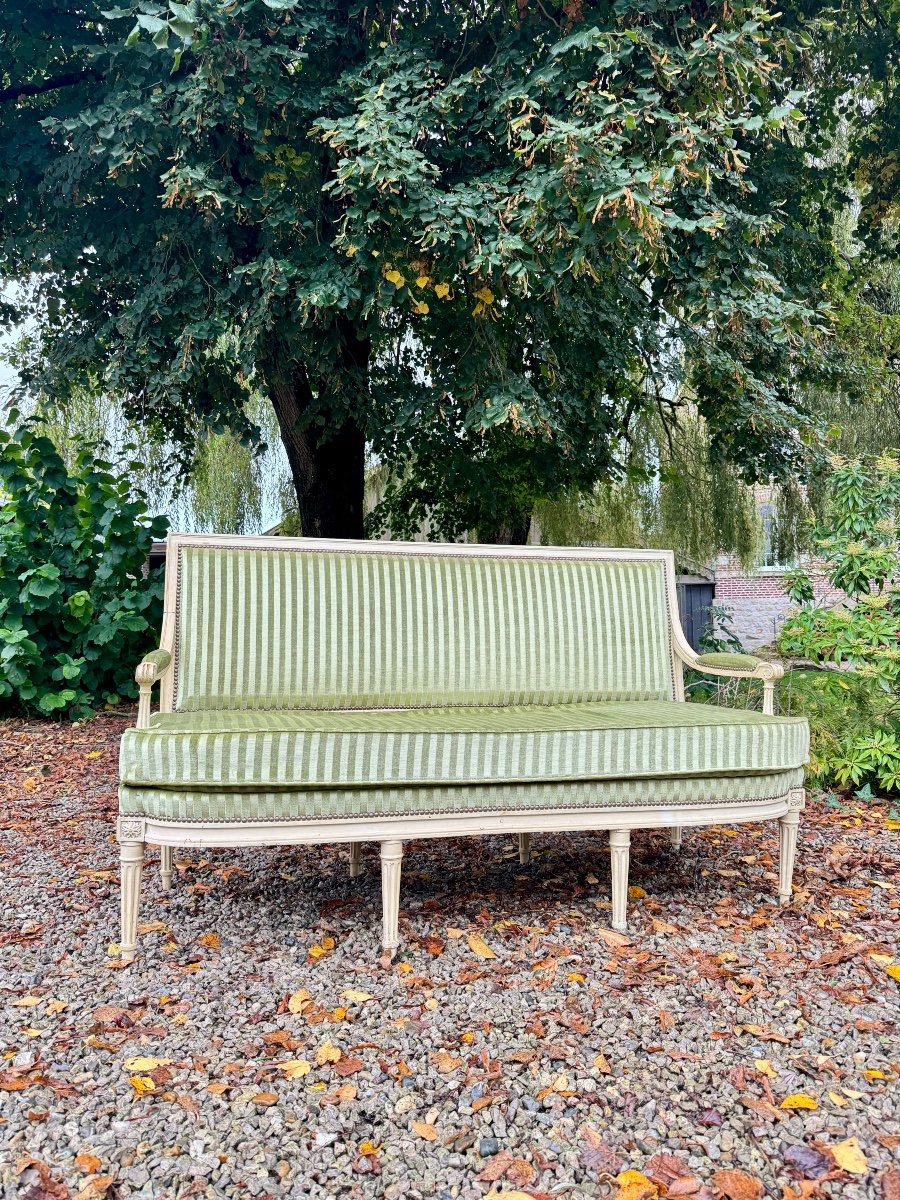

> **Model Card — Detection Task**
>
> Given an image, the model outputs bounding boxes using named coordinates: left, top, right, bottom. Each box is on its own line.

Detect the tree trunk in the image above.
left=481, top=515, right=533, bottom=545
left=262, top=322, right=368, bottom=539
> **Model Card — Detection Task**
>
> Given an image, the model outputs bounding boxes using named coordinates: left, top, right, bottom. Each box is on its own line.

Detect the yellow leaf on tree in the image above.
left=316, top=1040, right=342, bottom=1065
left=467, top=933, right=496, bottom=959
left=276, top=1059, right=312, bottom=1079
left=885, top=964, right=900, bottom=982
left=474, top=287, right=495, bottom=304
left=287, top=989, right=312, bottom=1014
left=411, top=1119, right=438, bottom=1141
left=385, top=269, right=405, bottom=287
left=129, top=1075, right=156, bottom=1096
left=830, top=1136, right=868, bottom=1174
left=341, top=989, right=373, bottom=1003
left=415, top=275, right=429, bottom=288
left=780, top=1093, right=819, bottom=1111
left=413, top=300, right=429, bottom=314
left=614, top=1169, right=659, bottom=1200
left=124, top=1056, right=170, bottom=1072
left=434, top=282, right=450, bottom=298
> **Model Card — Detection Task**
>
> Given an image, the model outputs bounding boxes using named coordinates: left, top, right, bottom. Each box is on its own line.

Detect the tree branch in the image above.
left=0, top=69, right=103, bottom=105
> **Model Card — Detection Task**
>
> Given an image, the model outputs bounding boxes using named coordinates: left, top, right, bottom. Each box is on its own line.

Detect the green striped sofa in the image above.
left=117, top=535, right=808, bottom=961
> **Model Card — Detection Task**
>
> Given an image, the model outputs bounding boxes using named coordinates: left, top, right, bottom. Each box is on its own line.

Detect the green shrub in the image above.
left=0, top=419, right=167, bottom=718
left=777, top=454, right=900, bottom=795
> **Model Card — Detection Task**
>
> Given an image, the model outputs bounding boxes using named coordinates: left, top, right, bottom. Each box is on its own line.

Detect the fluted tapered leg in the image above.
left=160, top=844, right=174, bottom=892
left=609, top=829, right=630, bottom=933
left=518, top=833, right=532, bottom=865
left=778, top=810, right=801, bottom=903
left=120, top=841, right=145, bottom=963
left=349, top=842, right=362, bottom=879
left=380, top=840, right=403, bottom=951
left=669, top=827, right=683, bottom=852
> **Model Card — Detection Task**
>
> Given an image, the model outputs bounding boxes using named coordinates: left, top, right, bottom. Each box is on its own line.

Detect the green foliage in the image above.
left=0, top=420, right=167, bottom=718
left=1, top=0, right=876, bottom=537
left=527, top=409, right=762, bottom=567
left=777, top=454, right=900, bottom=794
left=779, top=669, right=900, bottom=794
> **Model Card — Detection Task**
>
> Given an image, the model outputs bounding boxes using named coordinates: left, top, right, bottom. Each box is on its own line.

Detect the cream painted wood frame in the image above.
left=119, top=534, right=804, bottom=962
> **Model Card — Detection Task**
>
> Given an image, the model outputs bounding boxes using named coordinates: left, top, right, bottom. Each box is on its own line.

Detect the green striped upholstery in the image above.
left=174, top=548, right=675, bottom=711
left=120, top=768, right=805, bottom=822
left=120, top=702, right=808, bottom=791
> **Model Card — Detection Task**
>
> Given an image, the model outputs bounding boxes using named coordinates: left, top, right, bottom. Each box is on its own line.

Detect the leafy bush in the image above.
left=0, top=420, right=167, bottom=718
left=777, top=454, right=900, bottom=794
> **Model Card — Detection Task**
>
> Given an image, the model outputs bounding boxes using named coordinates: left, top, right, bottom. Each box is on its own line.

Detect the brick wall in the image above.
left=714, top=567, right=844, bottom=650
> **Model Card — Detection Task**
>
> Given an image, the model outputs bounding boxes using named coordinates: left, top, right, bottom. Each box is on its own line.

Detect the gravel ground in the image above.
left=1, top=713, right=898, bottom=1200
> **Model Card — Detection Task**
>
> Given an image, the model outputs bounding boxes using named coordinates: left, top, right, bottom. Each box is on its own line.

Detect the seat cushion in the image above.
left=120, top=768, right=805, bottom=822
left=120, top=702, right=809, bottom=792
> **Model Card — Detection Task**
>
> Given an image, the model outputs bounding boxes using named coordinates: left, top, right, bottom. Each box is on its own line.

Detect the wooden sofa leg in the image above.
left=518, top=833, right=532, bottom=865
left=380, top=841, right=403, bottom=952
left=160, top=845, right=174, bottom=892
left=349, top=842, right=362, bottom=879
left=119, top=838, right=145, bottom=964
left=609, top=829, right=630, bottom=933
left=778, top=812, right=801, bottom=903
left=669, top=827, right=683, bottom=851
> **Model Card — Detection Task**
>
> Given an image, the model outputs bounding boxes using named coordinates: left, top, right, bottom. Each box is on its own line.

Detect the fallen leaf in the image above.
left=275, top=1060, right=311, bottom=1080
left=712, top=1169, right=764, bottom=1200
left=206, top=1082, right=229, bottom=1095
left=412, top=1119, right=438, bottom=1141
left=321, top=1083, right=356, bottom=1105
left=253, top=1092, right=277, bottom=1107
left=341, top=990, right=373, bottom=1003
left=11, top=995, right=42, bottom=1007
left=593, top=1052, right=613, bottom=1074
left=783, top=1144, right=832, bottom=1179
left=467, top=933, right=496, bottom=959
left=123, top=1057, right=170, bottom=1072
left=198, top=932, right=220, bottom=950
left=628, top=885, right=647, bottom=899
left=781, top=1093, right=819, bottom=1111
left=431, top=1049, right=463, bottom=1073
left=614, top=1169, right=659, bottom=1200
left=880, top=1167, right=900, bottom=1200
left=74, top=1153, right=102, bottom=1174
left=315, top=1040, right=342, bottom=1065
left=287, top=990, right=311, bottom=1014
left=129, top=1075, right=156, bottom=1096
left=334, top=1056, right=363, bottom=1077
left=830, top=1137, right=868, bottom=1175
left=885, top=965, right=900, bottom=983
left=754, top=1059, right=776, bottom=1078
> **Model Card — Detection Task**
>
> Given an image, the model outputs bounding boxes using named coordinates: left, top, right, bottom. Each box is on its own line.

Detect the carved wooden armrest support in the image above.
left=134, top=649, right=172, bottom=729
left=682, top=652, right=785, bottom=715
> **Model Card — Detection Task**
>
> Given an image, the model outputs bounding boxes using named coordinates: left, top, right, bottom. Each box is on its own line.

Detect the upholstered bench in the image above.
left=117, top=536, right=808, bottom=961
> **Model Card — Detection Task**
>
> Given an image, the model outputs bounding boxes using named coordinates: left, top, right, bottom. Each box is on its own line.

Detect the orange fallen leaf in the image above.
left=614, top=1169, right=659, bottom=1200
left=712, top=1169, right=764, bottom=1200
left=128, top=1076, right=156, bottom=1096
left=253, top=1092, right=278, bottom=1107
left=74, top=1153, right=102, bottom=1175
left=412, top=1119, right=438, bottom=1141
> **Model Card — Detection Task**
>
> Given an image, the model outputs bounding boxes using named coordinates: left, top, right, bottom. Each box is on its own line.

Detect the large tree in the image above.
left=1, top=0, right=889, bottom=539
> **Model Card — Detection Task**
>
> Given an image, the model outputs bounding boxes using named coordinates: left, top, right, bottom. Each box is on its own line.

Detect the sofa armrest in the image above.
left=680, top=650, right=784, bottom=715
left=135, top=649, right=172, bottom=729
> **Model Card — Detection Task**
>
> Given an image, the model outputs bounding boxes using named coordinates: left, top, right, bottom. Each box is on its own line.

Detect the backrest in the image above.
left=164, top=538, right=677, bottom=711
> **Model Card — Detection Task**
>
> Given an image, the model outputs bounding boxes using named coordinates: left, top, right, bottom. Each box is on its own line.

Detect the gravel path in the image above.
left=1, top=713, right=898, bottom=1200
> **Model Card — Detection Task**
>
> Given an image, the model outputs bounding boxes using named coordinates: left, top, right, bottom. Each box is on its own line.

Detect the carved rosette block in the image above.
left=117, top=816, right=146, bottom=843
